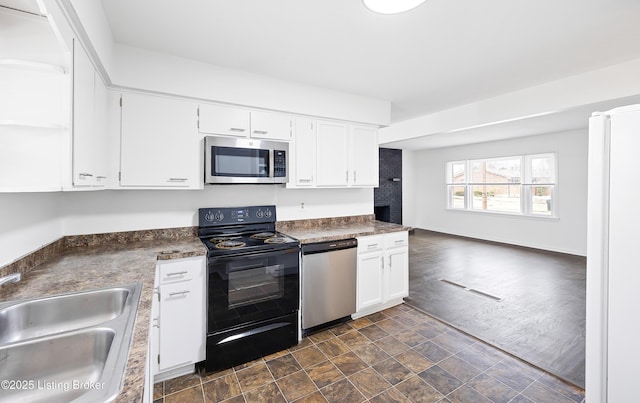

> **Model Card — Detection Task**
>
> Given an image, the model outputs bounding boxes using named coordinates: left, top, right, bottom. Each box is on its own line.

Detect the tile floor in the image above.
left=153, top=305, right=585, bottom=403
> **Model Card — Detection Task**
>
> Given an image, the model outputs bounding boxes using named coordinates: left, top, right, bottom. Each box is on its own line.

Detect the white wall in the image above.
left=404, top=130, right=588, bottom=255
left=60, top=186, right=373, bottom=235
left=111, top=45, right=390, bottom=126
left=1, top=186, right=372, bottom=267
left=0, top=193, right=64, bottom=267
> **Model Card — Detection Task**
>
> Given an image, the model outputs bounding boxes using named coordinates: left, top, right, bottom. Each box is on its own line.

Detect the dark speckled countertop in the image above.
left=0, top=217, right=408, bottom=401
left=0, top=230, right=206, bottom=402
left=277, top=215, right=411, bottom=244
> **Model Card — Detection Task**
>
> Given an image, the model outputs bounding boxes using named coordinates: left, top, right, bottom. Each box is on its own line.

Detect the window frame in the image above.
left=446, top=153, right=557, bottom=218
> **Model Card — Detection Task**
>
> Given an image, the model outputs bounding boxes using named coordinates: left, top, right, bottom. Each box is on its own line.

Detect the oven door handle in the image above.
left=207, top=246, right=299, bottom=264
left=227, top=263, right=269, bottom=272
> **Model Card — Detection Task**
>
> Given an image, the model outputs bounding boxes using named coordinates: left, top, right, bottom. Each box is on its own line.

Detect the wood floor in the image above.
left=405, top=229, right=586, bottom=388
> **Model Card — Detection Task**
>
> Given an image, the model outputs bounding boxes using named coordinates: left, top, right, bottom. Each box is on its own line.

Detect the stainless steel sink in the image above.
left=0, top=283, right=142, bottom=403
left=0, top=287, right=130, bottom=344
left=0, top=329, right=115, bottom=402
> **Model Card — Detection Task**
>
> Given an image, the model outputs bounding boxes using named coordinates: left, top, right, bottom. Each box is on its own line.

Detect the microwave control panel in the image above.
left=274, top=150, right=287, bottom=178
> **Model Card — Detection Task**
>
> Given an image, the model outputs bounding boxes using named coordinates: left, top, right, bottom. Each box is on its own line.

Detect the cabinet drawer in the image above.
left=384, top=231, right=408, bottom=249
left=158, top=258, right=200, bottom=284
left=357, top=235, right=384, bottom=253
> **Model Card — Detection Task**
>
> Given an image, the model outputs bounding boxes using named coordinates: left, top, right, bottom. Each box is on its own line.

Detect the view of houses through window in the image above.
left=446, top=153, right=556, bottom=217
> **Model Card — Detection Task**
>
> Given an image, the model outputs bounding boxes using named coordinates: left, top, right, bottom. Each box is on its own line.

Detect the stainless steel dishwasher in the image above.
left=301, top=239, right=357, bottom=334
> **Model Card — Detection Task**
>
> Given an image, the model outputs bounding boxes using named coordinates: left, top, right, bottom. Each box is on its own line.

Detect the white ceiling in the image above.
left=100, top=0, right=640, bottom=125
left=382, top=94, right=640, bottom=150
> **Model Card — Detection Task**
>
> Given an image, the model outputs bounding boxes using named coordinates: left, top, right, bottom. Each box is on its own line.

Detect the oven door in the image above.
left=207, top=246, right=299, bottom=333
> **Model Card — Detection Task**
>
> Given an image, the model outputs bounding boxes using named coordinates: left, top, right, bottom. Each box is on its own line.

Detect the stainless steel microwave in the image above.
left=204, top=136, right=288, bottom=184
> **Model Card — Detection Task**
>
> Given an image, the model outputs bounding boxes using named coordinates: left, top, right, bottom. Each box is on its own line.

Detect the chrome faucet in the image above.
left=0, top=272, right=21, bottom=287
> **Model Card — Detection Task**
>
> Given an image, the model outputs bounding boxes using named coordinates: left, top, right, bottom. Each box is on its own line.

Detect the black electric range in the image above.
left=197, top=205, right=300, bottom=373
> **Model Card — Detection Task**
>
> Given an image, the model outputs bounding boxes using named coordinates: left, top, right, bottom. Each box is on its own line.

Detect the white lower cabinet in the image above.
left=148, top=256, right=205, bottom=385
left=355, top=232, right=408, bottom=317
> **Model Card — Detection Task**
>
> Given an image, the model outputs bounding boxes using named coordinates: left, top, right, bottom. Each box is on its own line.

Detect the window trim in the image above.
left=446, top=153, right=557, bottom=218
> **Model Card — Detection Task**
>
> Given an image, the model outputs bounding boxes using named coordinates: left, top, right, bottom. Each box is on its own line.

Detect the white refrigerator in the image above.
left=587, top=104, right=640, bottom=402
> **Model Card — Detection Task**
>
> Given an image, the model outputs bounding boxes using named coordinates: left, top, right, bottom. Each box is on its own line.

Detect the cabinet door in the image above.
left=198, top=104, right=249, bottom=137
left=316, top=120, right=349, bottom=186
left=292, top=118, right=316, bottom=186
left=385, top=247, right=409, bottom=301
left=92, top=74, right=109, bottom=186
left=150, top=270, right=160, bottom=376
left=250, top=111, right=292, bottom=141
left=159, top=281, right=199, bottom=370
left=72, top=39, right=97, bottom=187
left=120, top=92, right=200, bottom=188
left=357, top=251, right=384, bottom=311
left=350, top=125, right=379, bottom=187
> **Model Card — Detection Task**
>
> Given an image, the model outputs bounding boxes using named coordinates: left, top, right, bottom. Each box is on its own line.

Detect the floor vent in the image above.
left=439, top=279, right=503, bottom=302
left=468, top=288, right=503, bottom=301
left=440, top=279, right=467, bottom=289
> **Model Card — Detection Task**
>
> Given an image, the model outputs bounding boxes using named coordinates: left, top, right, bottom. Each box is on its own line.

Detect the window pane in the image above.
left=530, top=186, right=553, bottom=215
left=471, top=185, right=521, bottom=213
left=448, top=185, right=465, bottom=209
left=447, top=161, right=465, bottom=183
left=452, top=162, right=465, bottom=183
left=530, top=155, right=555, bottom=183
left=470, top=158, right=521, bottom=184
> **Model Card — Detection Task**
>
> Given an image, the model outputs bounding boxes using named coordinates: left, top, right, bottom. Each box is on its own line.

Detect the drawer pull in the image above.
left=229, top=127, right=246, bottom=132
left=166, top=271, right=188, bottom=277
left=169, top=290, right=190, bottom=297
left=395, top=240, right=405, bottom=244
left=368, top=244, right=379, bottom=249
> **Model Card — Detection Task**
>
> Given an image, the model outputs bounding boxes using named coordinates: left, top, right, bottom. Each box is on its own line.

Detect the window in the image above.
left=446, top=153, right=556, bottom=217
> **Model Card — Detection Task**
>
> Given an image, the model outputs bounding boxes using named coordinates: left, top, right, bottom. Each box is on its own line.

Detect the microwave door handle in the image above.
left=269, top=149, right=275, bottom=180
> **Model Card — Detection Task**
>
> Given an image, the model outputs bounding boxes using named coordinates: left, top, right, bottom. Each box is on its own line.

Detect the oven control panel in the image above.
left=199, top=205, right=276, bottom=226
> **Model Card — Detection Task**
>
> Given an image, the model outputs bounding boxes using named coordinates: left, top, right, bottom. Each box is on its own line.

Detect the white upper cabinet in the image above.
left=119, top=92, right=201, bottom=188
left=198, top=104, right=249, bottom=137
left=290, top=118, right=317, bottom=187
left=250, top=110, right=292, bottom=141
left=316, top=120, right=349, bottom=187
left=350, top=125, right=379, bottom=187
left=198, top=104, right=292, bottom=141
left=71, top=39, right=108, bottom=188
left=313, top=120, right=379, bottom=188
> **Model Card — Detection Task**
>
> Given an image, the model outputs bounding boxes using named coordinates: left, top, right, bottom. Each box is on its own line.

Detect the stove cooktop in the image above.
left=201, top=231, right=298, bottom=255
left=198, top=205, right=299, bottom=255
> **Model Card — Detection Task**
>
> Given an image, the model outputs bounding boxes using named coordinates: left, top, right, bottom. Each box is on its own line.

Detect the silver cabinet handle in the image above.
left=253, top=130, right=268, bottom=134
left=345, top=170, right=349, bottom=182
left=354, top=171, right=357, bottom=183
left=166, top=271, right=188, bottom=277
left=96, top=176, right=107, bottom=180
left=395, top=240, right=405, bottom=244
left=299, top=178, right=312, bottom=183
left=168, top=178, right=188, bottom=182
left=79, top=173, right=93, bottom=177
left=169, top=290, right=190, bottom=297
left=368, top=244, right=379, bottom=249
left=380, top=256, right=384, bottom=268
left=229, top=127, right=246, bottom=132
left=152, top=317, right=159, bottom=328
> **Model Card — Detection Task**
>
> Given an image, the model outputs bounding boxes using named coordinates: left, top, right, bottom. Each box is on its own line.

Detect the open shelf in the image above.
left=0, top=59, right=65, bottom=74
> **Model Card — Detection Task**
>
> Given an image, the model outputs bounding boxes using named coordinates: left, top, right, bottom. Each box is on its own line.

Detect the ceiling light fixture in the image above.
left=362, top=0, right=427, bottom=15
